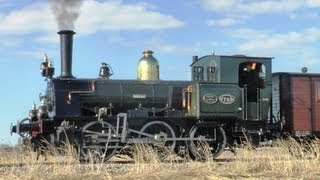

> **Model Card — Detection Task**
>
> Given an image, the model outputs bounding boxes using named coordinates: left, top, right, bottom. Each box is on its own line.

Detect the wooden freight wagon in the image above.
left=272, top=72, right=320, bottom=137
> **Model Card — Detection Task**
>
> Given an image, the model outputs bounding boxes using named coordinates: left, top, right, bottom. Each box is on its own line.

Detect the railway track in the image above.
left=0, top=152, right=237, bottom=169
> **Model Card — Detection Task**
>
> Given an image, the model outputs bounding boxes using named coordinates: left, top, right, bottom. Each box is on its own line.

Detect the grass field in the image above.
left=1, top=138, right=320, bottom=179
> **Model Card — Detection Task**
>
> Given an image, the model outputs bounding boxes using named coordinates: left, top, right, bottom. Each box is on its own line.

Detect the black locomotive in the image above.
left=10, top=30, right=297, bottom=161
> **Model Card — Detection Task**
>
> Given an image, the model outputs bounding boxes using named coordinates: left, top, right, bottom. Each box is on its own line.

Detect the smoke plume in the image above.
left=49, top=0, right=83, bottom=30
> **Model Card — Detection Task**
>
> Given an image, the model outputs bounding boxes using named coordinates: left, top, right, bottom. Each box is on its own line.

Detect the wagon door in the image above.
left=291, top=77, right=312, bottom=136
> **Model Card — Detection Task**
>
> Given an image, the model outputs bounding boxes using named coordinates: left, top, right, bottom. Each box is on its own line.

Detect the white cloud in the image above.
left=0, top=0, right=185, bottom=61
left=230, top=28, right=270, bottom=40
left=76, top=0, right=184, bottom=34
left=0, top=3, right=55, bottom=35
left=0, top=37, right=24, bottom=47
left=206, top=18, right=242, bottom=27
left=35, top=34, right=59, bottom=44
left=201, top=0, right=320, bottom=30
left=201, top=0, right=319, bottom=15
left=228, top=28, right=320, bottom=69
left=105, top=34, right=203, bottom=55
left=233, top=28, right=320, bottom=52
left=156, top=44, right=200, bottom=54
left=0, top=1, right=184, bottom=38
left=306, top=0, right=320, bottom=8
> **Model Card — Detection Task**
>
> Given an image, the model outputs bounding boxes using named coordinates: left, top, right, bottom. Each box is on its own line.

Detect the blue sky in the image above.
left=1, top=0, right=320, bottom=144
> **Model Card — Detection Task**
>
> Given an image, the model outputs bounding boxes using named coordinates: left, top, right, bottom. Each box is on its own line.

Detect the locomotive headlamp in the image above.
left=40, top=54, right=55, bottom=78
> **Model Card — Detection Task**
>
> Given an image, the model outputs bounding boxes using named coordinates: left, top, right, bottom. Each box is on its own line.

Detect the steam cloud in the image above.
left=49, top=0, right=83, bottom=30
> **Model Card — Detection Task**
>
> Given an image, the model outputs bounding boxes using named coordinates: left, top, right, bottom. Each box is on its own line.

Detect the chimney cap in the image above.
left=58, top=30, right=76, bottom=35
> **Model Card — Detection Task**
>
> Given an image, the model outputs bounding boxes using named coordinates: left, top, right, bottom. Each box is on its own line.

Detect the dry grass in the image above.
left=1, top=138, right=320, bottom=179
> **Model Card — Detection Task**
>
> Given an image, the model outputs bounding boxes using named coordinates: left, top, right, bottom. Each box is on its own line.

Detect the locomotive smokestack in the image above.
left=58, top=30, right=75, bottom=79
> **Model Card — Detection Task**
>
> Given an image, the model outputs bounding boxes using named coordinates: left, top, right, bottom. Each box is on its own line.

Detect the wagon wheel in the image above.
left=81, top=121, right=118, bottom=163
left=137, top=120, right=176, bottom=161
left=189, top=126, right=226, bottom=161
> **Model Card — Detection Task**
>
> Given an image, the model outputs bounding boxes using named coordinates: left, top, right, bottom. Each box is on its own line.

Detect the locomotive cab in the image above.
left=188, top=55, right=272, bottom=121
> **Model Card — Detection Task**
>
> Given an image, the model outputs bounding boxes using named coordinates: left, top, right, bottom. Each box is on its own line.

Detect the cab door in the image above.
left=238, top=62, right=266, bottom=120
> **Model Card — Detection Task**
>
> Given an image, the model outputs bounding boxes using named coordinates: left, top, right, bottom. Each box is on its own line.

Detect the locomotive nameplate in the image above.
left=219, top=94, right=235, bottom=104
left=202, top=94, right=218, bottom=104
left=132, top=94, right=147, bottom=99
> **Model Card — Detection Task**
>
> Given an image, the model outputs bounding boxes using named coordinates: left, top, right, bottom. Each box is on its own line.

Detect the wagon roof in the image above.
left=272, top=72, right=320, bottom=77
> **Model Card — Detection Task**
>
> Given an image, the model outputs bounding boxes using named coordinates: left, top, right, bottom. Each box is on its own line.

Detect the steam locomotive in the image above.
left=10, top=30, right=320, bottom=161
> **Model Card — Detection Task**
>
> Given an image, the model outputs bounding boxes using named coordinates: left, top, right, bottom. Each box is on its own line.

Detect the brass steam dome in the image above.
left=137, top=50, right=159, bottom=80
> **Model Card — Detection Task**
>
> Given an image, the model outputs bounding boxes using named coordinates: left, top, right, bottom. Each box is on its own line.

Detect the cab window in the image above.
left=238, top=62, right=266, bottom=88
left=193, top=66, right=204, bottom=81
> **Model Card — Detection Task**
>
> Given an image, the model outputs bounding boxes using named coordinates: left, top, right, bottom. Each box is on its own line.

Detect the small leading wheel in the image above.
left=81, top=121, right=118, bottom=163
left=189, top=126, right=226, bottom=161
left=138, top=120, right=176, bottom=160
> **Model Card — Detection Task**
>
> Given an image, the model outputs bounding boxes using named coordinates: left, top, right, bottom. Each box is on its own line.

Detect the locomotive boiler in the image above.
left=11, top=30, right=280, bottom=161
